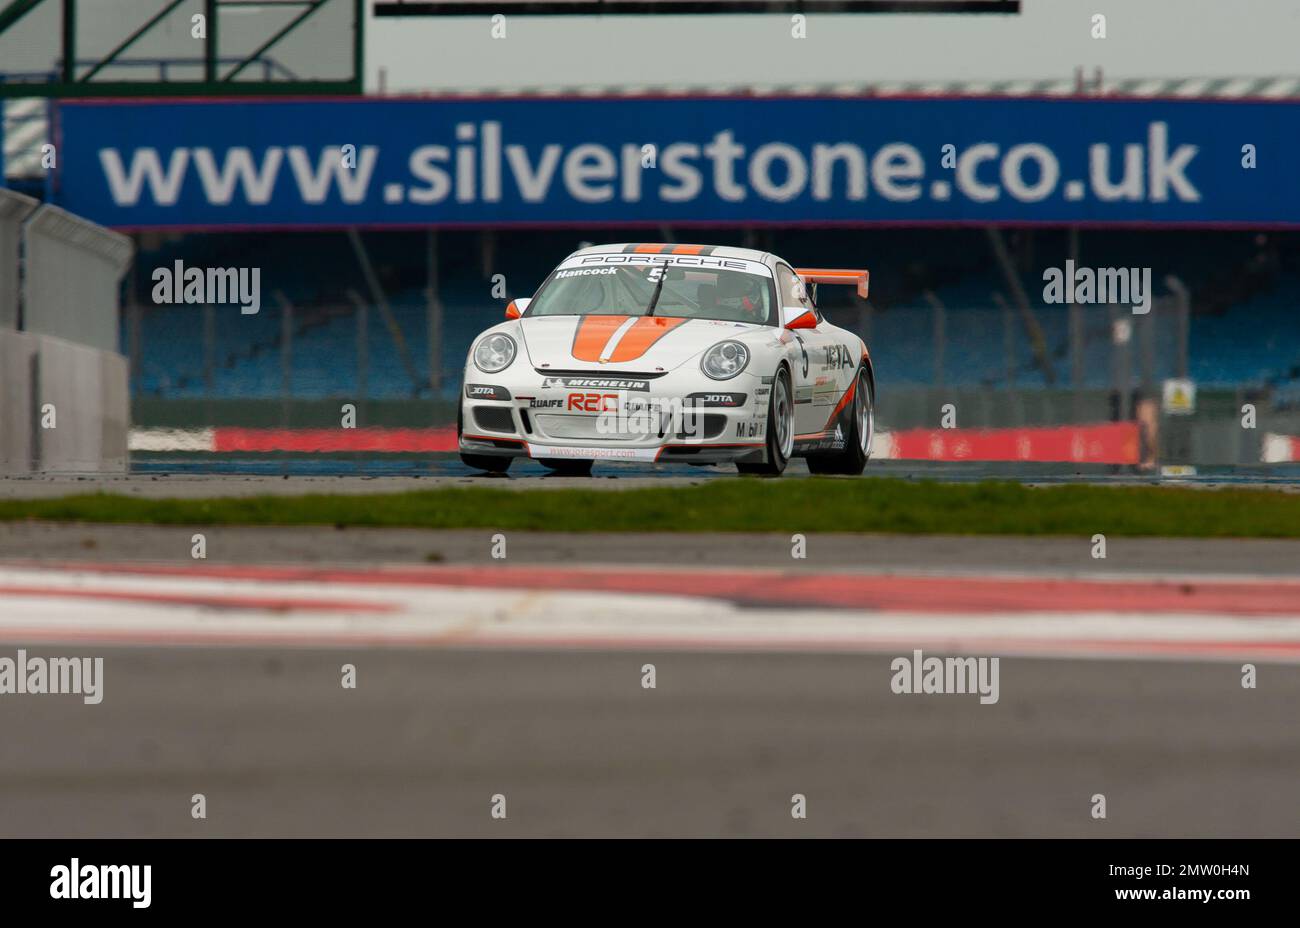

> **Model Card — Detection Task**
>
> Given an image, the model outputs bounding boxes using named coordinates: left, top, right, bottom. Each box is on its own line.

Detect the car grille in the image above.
left=677, top=414, right=728, bottom=440
left=532, top=413, right=728, bottom=442
left=472, top=407, right=517, bottom=433
left=534, top=415, right=647, bottom=441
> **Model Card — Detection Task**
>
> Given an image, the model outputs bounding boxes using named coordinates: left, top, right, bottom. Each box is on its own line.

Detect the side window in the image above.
left=776, top=265, right=817, bottom=319
left=776, top=266, right=806, bottom=307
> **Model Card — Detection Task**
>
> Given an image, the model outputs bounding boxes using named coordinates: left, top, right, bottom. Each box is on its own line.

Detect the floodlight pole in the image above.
left=205, top=0, right=218, bottom=82
left=1164, top=275, right=1190, bottom=379
left=922, top=289, right=945, bottom=390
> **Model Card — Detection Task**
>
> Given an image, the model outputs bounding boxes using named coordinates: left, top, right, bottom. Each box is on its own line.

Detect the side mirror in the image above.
left=505, top=298, right=530, bottom=319
left=782, top=306, right=817, bottom=330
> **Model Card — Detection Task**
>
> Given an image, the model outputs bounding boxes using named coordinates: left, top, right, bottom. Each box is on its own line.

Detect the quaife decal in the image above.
left=528, top=398, right=563, bottom=408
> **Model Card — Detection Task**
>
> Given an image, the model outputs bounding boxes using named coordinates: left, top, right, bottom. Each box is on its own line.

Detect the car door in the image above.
left=775, top=263, right=840, bottom=438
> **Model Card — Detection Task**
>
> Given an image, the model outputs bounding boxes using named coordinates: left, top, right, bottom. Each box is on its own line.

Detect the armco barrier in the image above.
left=0, top=188, right=38, bottom=330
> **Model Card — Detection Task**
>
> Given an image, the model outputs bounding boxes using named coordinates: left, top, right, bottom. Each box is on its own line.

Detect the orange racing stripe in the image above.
left=570, top=315, right=631, bottom=362
left=606, top=316, right=688, bottom=362
left=824, top=377, right=857, bottom=430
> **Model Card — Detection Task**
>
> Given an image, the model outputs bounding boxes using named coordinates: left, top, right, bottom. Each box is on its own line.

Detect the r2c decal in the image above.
left=567, top=392, right=619, bottom=412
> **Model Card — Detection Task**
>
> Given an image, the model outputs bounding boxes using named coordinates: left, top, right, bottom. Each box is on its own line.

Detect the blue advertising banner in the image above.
left=53, top=96, right=1297, bottom=229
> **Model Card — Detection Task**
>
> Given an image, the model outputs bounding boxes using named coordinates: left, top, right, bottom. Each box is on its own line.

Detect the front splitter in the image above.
left=525, top=442, right=661, bottom=462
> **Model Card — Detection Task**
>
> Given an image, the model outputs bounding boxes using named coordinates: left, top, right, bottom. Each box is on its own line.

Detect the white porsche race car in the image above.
left=458, top=243, right=875, bottom=476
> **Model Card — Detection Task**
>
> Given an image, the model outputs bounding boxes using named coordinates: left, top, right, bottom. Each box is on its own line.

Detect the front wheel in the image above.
left=806, top=369, right=873, bottom=476
left=737, top=367, right=793, bottom=476
left=460, top=453, right=512, bottom=473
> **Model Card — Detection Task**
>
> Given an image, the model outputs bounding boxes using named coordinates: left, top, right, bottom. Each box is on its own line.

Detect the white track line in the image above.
left=0, top=566, right=1298, bottom=662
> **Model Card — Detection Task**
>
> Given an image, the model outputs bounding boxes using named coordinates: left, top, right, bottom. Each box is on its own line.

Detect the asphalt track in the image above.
left=2, top=646, right=1295, bottom=838
left=4, top=521, right=1300, bottom=574
left=0, top=515, right=1297, bottom=837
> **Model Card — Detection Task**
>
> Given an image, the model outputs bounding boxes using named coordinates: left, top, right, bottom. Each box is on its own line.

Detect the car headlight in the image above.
left=473, top=333, right=516, bottom=373
left=701, top=340, right=750, bottom=380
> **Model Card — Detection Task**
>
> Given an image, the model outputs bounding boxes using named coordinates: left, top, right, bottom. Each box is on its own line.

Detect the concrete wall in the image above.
left=0, top=328, right=36, bottom=472
left=0, top=329, right=129, bottom=474
left=0, top=188, right=38, bottom=330
left=22, top=205, right=133, bottom=353
left=1, top=199, right=132, bottom=474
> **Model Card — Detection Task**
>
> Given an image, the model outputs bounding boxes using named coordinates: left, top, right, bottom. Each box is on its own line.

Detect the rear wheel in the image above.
left=539, top=458, right=593, bottom=476
left=737, top=367, right=793, bottom=476
left=806, top=368, right=873, bottom=476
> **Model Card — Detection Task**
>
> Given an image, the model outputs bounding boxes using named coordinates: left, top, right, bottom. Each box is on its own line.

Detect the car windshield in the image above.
left=527, top=264, right=774, bottom=325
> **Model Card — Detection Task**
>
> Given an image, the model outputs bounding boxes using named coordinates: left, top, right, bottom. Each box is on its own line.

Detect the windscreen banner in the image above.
left=53, top=96, right=1295, bottom=229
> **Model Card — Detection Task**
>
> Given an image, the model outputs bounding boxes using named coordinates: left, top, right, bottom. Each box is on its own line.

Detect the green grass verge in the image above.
left=1, top=479, right=1299, bottom=537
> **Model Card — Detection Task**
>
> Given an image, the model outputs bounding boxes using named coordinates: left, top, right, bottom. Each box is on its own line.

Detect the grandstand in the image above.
left=119, top=227, right=1300, bottom=404
left=5, top=0, right=1300, bottom=467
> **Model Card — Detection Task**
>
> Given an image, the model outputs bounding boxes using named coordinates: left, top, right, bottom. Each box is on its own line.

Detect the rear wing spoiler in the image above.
left=795, top=268, right=870, bottom=300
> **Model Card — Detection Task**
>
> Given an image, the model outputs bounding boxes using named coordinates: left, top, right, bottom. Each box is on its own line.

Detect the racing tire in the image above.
left=805, top=368, right=873, bottom=476
left=460, top=453, right=512, bottom=474
left=457, top=402, right=513, bottom=474
left=539, top=458, right=594, bottom=476
left=737, top=367, right=793, bottom=477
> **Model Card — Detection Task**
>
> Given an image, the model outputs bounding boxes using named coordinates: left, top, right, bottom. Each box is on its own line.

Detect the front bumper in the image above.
left=460, top=367, right=769, bottom=464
